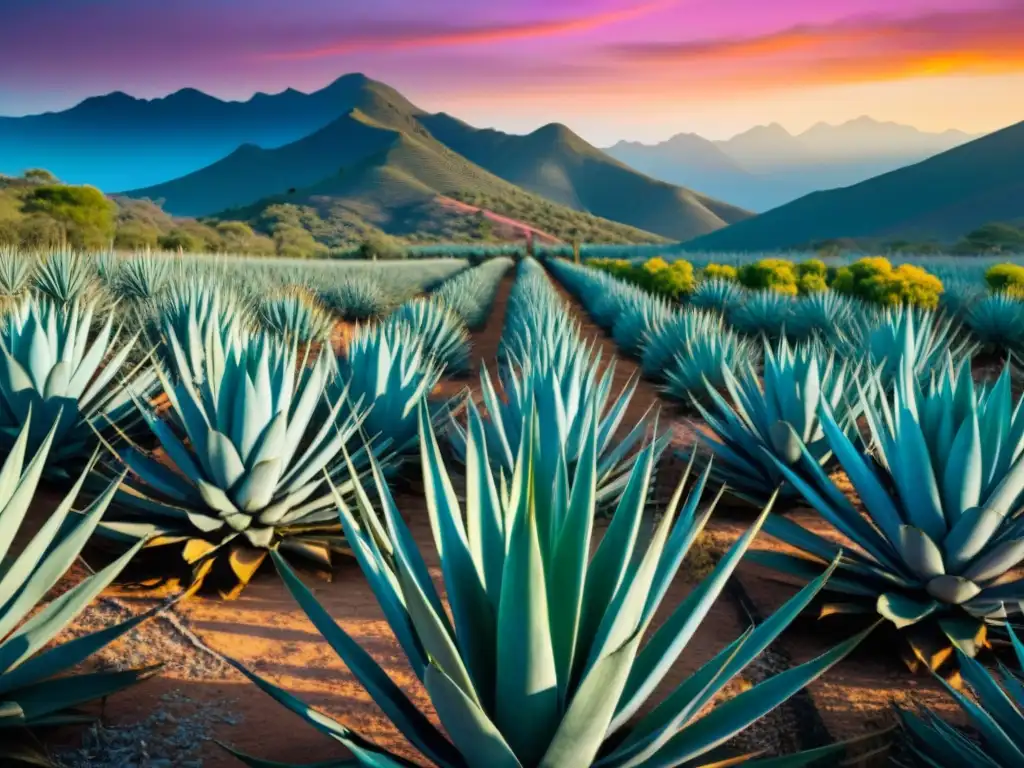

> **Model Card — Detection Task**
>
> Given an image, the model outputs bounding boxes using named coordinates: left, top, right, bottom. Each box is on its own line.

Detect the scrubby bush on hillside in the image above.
left=985, top=263, right=1024, bottom=296
left=833, top=256, right=943, bottom=308
left=21, top=184, right=115, bottom=249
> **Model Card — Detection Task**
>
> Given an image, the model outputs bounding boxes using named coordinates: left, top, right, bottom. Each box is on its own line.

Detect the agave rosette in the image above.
left=101, top=325, right=375, bottom=596
left=257, top=288, right=334, bottom=344
left=639, top=308, right=722, bottom=381
left=337, top=320, right=444, bottom=463
left=115, top=252, right=172, bottom=302
left=663, top=326, right=756, bottom=406
left=0, top=295, right=155, bottom=474
left=611, top=291, right=674, bottom=357
left=152, top=280, right=251, bottom=374
left=728, top=289, right=795, bottom=340
left=385, top=297, right=471, bottom=375
left=32, top=251, right=99, bottom=306
left=853, top=305, right=977, bottom=387
left=753, top=354, right=1024, bottom=670
left=690, top=337, right=859, bottom=504
left=0, top=415, right=160, bottom=764
left=690, top=276, right=744, bottom=314
left=225, top=400, right=871, bottom=768
left=0, top=248, right=31, bottom=307
left=434, top=257, right=513, bottom=330
left=788, top=291, right=869, bottom=344
left=965, top=292, right=1024, bottom=356
left=321, top=273, right=389, bottom=322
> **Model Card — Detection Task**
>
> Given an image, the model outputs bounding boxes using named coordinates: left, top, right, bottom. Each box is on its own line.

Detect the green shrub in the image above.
left=703, top=263, right=737, bottom=281
left=639, top=257, right=694, bottom=298
left=21, top=184, right=115, bottom=249
left=114, top=221, right=160, bottom=250
left=985, top=263, right=1024, bottom=295
left=738, top=258, right=799, bottom=295
left=833, top=256, right=943, bottom=308
left=157, top=228, right=205, bottom=253
left=798, top=272, right=828, bottom=294
left=797, top=259, right=827, bottom=278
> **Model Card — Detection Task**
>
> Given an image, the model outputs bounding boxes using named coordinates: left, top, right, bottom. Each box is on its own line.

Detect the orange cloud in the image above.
left=611, top=4, right=1024, bottom=89
left=265, top=1, right=675, bottom=61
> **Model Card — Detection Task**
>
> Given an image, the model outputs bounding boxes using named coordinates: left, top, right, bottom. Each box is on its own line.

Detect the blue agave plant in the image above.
left=965, top=292, right=1024, bottom=356
left=225, top=400, right=873, bottom=768
left=0, top=295, right=155, bottom=475
left=690, top=277, right=744, bottom=314
left=98, top=325, right=375, bottom=597
left=663, top=326, right=755, bottom=406
left=386, top=297, right=471, bottom=375
left=689, top=337, right=859, bottom=504
left=728, top=290, right=795, bottom=340
left=753, top=355, right=1024, bottom=669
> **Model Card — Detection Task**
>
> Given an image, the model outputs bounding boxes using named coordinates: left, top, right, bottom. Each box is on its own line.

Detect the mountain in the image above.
left=417, top=115, right=751, bottom=240
left=0, top=74, right=413, bottom=191
left=678, top=120, right=1024, bottom=251
left=603, top=117, right=981, bottom=211
left=122, top=77, right=749, bottom=241
left=218, top=127, right=669, bottom=245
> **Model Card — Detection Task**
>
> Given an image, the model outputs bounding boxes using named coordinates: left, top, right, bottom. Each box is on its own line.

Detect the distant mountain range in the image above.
left=0, top=74, right=750, bottom=243
left=604, top=118, right=980, bottom=211
left=679, top=119, right=1024, bottom=251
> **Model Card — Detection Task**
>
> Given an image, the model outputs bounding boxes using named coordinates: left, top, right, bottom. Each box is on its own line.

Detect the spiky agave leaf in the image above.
left=0, top=414, right=159, bottom=765
left=385, top=297, right=471, bottom=375
left=98, top=328, right=377, bottom=597
left=688, top=337, right=860, bottom=504
left=225, top=398, right=873, bottom=767
left=897, top=625, right=1024, bottom=767
left=752, top=354, right=1024, bottom=670
left=32, top=251, right=99, bottom=305
left=0, top=295, right=156, bottom=476
left=258, top=288, right=334, bottom=344
left=788, top=292, right=870, bottom=344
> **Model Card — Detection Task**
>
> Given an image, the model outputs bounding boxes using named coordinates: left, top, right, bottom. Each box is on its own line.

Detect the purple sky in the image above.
left=2, top=0, right=1022, bottom=142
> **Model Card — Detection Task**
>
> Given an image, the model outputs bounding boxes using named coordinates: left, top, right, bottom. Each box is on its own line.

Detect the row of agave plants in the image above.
left=550, top=256, right=1024, bottom=765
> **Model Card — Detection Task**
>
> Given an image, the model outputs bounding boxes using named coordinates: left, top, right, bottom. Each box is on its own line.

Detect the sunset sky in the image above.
left=2, top=0, right=1022, bottom=143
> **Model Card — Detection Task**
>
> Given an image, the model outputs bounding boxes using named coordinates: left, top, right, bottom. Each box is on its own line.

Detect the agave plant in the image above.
left=0, top=415, right=159, bottom=765
left=115, top=252, right=172, bottom=302
left=611, top=292, right=674, bottom=357
left=0, top=295, right=155, bottom=475
left=663, top=327, right=755, bottom=406
left=257, top=289, right=334, bottom=344
left=788, top=292, right=868, bottom=344
left=897, top=626, right=1024, bottom=767
left=386, top=297, right=471, bottom=375
left=225, top=401, right=872, bottom=768
left=689, top=337, right=859, bottom=504
left=639, top=308, right=721, bottom=381
left=338, top=321, right=443, bottom=461
left=852, top=306, right=976, bottom=387
left=690, top=277, right=744, bottom=314
left=965, top=292, right=1024, bottom=356
left=321, top=274, right=389, bottom=321
left=451, top=350, right=662, bottom=505
left=0, top=248, right=31, bottom=307
left=32, top=251, right=99, bottom=305
left=728, top=289, right=795, bottom=340
left=98, top=327, right=375, bottom=597
left=752, top=355, right=1024, bottom=670
left=152, top=280, right=251, bottom=374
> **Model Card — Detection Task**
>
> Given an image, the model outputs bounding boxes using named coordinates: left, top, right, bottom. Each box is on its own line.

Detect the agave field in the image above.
left=5, top=245, right=1024, bottom=767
